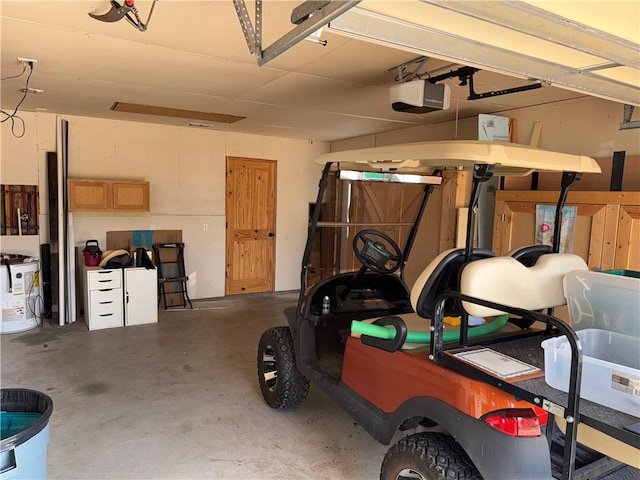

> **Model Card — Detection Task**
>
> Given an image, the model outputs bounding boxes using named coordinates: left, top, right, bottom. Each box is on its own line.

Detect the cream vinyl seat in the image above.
left=352, top=247, right=495, bottom=349
left=352, top=251, right=588, bottom=350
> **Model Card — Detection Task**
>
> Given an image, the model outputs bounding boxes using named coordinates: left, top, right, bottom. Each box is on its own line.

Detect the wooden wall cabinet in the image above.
left=493, top=191, right=640, bottom=271
left=68, top=179, right=149, bottom=212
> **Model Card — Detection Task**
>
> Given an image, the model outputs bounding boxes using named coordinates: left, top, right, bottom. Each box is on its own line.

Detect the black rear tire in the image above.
left=257, top=327, right=310, bottom=409
left=380, top=432, right=482, bottom=480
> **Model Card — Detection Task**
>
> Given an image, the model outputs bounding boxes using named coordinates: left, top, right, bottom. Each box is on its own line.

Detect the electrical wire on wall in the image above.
left=1, top=61, right=35, bottom=138
left=26, top=262, right=52, bottom=328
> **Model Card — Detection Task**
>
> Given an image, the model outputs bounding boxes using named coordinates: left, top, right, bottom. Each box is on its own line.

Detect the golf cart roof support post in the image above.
left=400, top=180, right=438, bottom=282
left=460, top=164, right=494, bottom=348
left=299, top=162, right=333, bottom=303
left=552, top=172, right=581, bottom=253
left=465, top=164, right=495, bottom=262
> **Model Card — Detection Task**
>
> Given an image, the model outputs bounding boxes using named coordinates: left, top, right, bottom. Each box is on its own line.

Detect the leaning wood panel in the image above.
left=600, top=205, right=620, bottom=270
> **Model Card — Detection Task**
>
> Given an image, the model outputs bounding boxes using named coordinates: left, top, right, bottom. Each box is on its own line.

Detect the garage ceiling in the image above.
left=1, top=1, right=638, bottom=142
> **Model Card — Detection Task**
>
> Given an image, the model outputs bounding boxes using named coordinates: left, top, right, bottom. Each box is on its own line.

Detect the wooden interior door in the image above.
left=225, top=157, right=276, bottom=295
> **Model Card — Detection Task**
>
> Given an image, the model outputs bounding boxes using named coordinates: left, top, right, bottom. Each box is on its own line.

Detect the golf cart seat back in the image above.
left=410, top=248, right=495, bottom=319
left=460, top=253, right=588, bottom=318
left=350, top=248, right=494, bottom=350
left=508, top=244, right=553, bottom=267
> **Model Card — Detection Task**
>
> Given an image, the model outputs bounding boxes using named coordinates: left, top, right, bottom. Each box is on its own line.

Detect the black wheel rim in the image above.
left=396, top=468, right=426, bottom=480
left=261, top=343, right=278, bottom=392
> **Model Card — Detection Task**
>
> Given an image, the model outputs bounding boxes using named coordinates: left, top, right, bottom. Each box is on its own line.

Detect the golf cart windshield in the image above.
left=303, top=140, right=600, bottom=290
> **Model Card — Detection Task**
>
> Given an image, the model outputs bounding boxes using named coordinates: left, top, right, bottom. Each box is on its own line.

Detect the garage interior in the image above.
left=1, top=1, right=639, bottom=479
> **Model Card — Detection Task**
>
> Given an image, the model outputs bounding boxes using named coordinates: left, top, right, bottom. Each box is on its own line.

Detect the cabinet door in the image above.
left=493, top=195, right=609, bottom=269
left=615, top=205, right=640, bottom=269
left=112, top=182, right=150, bottom=211
left=68, top=179, right=110, bottom=211
left=493, top=191, right=640, bottom=271
left=124, top=268, right=158, bottom=325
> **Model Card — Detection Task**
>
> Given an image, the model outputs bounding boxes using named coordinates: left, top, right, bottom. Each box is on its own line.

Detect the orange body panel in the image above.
left=341, top=337, right=533, bottom=417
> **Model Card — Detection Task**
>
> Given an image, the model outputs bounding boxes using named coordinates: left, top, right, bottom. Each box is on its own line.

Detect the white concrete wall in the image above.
left=0, top=112, right=56, bottom=256
left=332, top=96, right=640, bottom=158
left=1, top=113, right=327, bottom=299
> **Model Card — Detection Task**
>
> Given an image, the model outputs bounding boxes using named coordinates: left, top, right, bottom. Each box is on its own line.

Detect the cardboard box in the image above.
left=106, top=230, right=182, bottom=251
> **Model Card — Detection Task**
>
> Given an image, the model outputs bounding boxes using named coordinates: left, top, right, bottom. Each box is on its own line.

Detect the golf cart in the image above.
left=256, top=140, right=639, bottom=479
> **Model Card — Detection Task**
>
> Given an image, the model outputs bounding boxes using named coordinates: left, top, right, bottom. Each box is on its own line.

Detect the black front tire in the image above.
left=380, top=432, right=482, bottom=480
left=257, top=327, right=310, bottom=409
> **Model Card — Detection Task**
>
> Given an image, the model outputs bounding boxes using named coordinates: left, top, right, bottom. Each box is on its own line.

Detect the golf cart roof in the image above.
left=315, top=140, right=600, bottom=177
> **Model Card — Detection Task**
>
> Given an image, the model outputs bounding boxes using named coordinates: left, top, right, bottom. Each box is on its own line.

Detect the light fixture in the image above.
left=338, top=170, right=442, bottom=185
left=20, top=88, right=44, bottom=94
left=111, top=102, right=245, bottom=124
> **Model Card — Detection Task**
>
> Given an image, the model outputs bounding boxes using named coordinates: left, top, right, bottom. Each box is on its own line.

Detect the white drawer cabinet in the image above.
left=82, top=265, right=157, bottom=330
left=83, top=266, right=124, bottom=331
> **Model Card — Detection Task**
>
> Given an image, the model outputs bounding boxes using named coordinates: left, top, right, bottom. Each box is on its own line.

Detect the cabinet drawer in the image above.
left=90, top=292, right=122, bottom=315
left=88, top=269, right=121, bottom=290
left=90, top=289, right=122, bottom=315
left=87, top=311, right=123, bottom=331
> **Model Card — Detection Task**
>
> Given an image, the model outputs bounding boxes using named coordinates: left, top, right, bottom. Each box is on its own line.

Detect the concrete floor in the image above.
left=2, top=292, right=639, bottom=479
left=1, top=292, right=392, bottom=479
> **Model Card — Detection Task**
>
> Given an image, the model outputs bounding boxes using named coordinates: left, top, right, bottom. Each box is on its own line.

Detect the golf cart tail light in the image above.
left=483, top=409, right=541, bottom=437
left=532, top=406, right=549, bottom=426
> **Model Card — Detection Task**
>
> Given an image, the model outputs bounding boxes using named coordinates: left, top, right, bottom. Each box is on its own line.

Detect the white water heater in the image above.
left=1, top=259, right=41, bottom=334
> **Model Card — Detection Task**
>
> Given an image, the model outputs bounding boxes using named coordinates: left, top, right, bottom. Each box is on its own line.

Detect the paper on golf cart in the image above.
left=453, top=348, right=541, bottom=379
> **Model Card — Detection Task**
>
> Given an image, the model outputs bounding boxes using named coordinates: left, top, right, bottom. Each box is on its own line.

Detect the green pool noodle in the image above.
left=351, top=314, right=510, bottom=344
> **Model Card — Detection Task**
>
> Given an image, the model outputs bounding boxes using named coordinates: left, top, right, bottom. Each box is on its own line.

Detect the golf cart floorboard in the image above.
left=315, top=353, right=344, bottom=380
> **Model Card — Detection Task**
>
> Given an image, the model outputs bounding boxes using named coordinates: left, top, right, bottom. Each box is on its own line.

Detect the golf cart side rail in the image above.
left=430, top=291, right=640, bottom=480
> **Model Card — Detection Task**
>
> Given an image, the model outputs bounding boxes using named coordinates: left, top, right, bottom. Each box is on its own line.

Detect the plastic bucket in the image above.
left=0, top=389, right=53, bottom=480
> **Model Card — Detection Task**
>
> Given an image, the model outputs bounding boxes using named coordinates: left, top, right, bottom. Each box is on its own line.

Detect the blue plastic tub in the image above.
left=0, top=389, right=53, bottom=480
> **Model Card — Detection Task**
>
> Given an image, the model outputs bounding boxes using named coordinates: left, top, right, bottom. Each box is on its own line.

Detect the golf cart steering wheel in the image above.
left=353, top=229, right=402, bottom=274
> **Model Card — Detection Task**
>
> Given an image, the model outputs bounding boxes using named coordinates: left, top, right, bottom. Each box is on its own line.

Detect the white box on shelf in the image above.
left=542, top=328, right=640, bottom=417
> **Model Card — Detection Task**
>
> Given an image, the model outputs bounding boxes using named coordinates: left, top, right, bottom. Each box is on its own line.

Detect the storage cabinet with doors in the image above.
left=68, top=179, right=150, bottom=212
left=81, top=265, right=157, bottom=330
left=492, top=191, right=640, bottom=271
